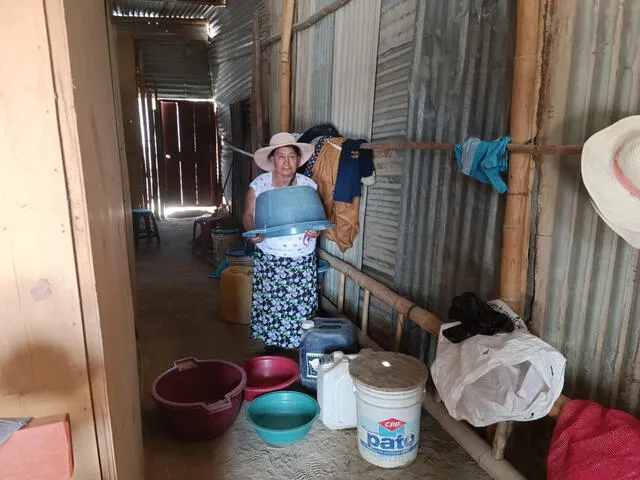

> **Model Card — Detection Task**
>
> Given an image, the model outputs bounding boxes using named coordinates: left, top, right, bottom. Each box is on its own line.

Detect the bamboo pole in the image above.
left=262, top=0, right=352, bottom=48
left=319, top=249, right=570, bottom=420
left=361, top=289, right=371, bottom=336
left=495, top=0, right=543, bottom=460
left=319, top=250, right=441, bottom=336
left=358, top=141, right=582, bottom=155
left=279, top=0, right=295, bottom=132
left=423, top=395, right=527, bottom=480
left=260, top=47, right=270, bottom=140
left=252, top=13, right=264, bottom=150
left=500, top=0, right=541, bottom=314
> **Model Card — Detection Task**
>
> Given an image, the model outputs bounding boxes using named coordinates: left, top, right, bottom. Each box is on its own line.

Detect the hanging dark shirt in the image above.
left=333, top=139, right=375, bottom=203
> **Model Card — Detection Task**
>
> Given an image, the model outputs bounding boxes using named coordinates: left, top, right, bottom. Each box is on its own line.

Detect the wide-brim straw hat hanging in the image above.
left=581, top=115, right=640, bottom=249
left=253, top=132, right=314, bottom=172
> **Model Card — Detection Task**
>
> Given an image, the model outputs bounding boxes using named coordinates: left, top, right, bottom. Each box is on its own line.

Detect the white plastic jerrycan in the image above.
left=317, top=351, right=359, bottom=430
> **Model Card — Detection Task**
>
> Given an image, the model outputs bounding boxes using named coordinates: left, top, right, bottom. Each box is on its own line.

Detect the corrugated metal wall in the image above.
left=360, top=0, right=417, bottom=345
left=396, top=0, right=515, bottom=359
left=265, top=0, right=283, bottom=132
left=319, top=0, right=381, bottom=319
left=242, top=0, right=515, bottom=351
left=509, top=2, right=640, bottom=476
left=137, top=40, right=212, bottom=99
left=293, top=0, right=335, bottom=131
left=210, top=0, right=265, bottom=210
left=533, top=0, right=640, bottom=417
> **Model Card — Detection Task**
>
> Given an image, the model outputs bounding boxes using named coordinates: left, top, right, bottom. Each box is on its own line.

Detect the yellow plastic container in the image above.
left=220, top=266, right=253, bottom=324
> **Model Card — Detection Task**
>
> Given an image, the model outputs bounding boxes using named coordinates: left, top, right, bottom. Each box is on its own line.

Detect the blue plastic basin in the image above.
left=243, top=186, right=334, bottom=238
left=246, top=391, right=320, bottom=446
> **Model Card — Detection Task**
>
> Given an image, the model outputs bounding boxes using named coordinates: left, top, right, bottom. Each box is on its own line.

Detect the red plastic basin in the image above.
left=152, top=357, right=246, bottom=441
left=242, top=356, right=300, bottom=401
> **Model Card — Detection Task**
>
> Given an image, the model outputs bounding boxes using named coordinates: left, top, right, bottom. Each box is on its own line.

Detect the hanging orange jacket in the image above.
left=311, top=138, right=360, bottom=252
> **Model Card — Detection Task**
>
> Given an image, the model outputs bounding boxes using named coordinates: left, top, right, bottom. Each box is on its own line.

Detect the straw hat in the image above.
left=581, top=116, right=640, bottom=249
left=253, top=132, right=314, bottom=172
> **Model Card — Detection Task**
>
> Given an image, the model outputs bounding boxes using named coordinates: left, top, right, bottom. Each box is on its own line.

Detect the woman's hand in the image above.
left=303, top=230, right=320, bottom=245
left=248, top=234, right=265, bottom=244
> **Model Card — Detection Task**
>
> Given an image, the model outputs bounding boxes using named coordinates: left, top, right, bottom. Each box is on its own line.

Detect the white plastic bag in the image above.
left=430, top=300, right=566, bottom=427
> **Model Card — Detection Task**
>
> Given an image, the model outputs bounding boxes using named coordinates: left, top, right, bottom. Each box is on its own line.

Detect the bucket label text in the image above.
left=359, top=416, right=418, bottom=457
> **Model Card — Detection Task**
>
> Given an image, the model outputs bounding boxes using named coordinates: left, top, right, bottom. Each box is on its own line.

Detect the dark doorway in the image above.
left=160, top=101, right=220, bottom=213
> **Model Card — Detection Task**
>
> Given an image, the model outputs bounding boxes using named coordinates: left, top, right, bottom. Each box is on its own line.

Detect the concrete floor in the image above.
left=135, top=218, right=491, bottom=480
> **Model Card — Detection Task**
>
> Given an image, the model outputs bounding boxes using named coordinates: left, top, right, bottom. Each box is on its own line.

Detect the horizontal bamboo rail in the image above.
left=221, top=138, right=585, bottom=159
left=359, top=141, right=583, bottom=156
left=318, top=249, right=569, bottom=420
left=318, top=250, right=441, bottom=336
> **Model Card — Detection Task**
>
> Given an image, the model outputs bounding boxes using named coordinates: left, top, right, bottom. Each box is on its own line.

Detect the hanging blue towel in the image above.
left=454, top=136, right=511, bottom=193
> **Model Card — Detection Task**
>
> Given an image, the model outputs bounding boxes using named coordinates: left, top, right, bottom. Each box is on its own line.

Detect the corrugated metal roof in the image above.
left=533, top=0, right=640, bottom=416
left=112, top=0, right=225, bottom=22
left=395, top=0, right=515, bottom=360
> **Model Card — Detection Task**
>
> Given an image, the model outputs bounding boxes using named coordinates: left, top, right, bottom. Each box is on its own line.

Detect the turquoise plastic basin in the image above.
left=246, top=391, right=320, bottom=446
left=243, top=186, right=334, bottom=238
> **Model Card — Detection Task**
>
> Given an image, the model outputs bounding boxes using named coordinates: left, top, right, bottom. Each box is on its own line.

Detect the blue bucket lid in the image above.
left=215, top=227, right=240, bottom=234
left=317, top=259, right=330, bottom=273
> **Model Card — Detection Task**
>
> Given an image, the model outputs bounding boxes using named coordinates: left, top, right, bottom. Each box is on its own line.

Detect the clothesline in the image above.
left=360, top=141, right=584, bottom=155
left=221, top=137, right=254, bottom=158
left=222, top=137, right=585, bottom=158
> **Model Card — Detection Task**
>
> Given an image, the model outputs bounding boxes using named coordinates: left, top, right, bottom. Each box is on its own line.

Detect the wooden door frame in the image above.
left=1, top=1, right=144, bottom=478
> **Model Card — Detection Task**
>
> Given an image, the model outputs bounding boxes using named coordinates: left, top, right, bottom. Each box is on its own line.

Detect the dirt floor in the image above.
left=134, top=218, right=491, bottom=480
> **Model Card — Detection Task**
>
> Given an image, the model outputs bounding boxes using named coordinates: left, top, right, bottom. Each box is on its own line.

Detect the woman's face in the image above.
left=272, top=146, right=299, bottom=177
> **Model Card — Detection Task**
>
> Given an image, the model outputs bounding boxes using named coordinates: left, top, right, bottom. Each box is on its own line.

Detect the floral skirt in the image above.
left=251, top=248, right=318, bottom=349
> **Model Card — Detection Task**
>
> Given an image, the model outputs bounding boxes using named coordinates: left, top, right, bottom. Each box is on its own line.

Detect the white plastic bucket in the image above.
left=353, top=378, right=425, bottom=468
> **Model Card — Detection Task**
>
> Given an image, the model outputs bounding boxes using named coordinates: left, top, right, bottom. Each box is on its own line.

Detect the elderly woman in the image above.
left=243, top=132, right=321, bottom=350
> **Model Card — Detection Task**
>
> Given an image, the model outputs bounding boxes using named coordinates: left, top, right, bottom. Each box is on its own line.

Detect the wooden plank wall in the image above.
left=51, top=0, right=144, bottom=477
left=0, top=2, right=102, bottom=478
left=0, top=1, right=144, bottom=478
left=117, top=36, right=146, bottom=209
